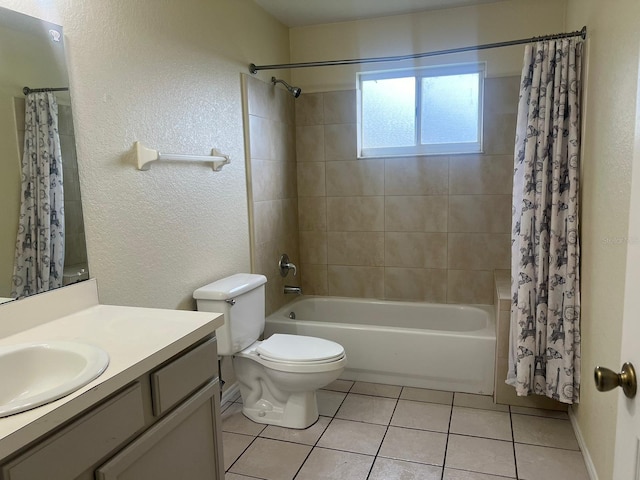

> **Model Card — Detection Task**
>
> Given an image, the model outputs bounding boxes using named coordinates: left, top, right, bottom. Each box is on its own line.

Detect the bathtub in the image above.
left=265, top=296, right=496, bottom=395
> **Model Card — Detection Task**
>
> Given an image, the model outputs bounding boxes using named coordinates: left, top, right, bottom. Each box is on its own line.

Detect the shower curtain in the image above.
left=507, top=38, right=582, bottom=404
left=11, top=92, right=65, bottom=298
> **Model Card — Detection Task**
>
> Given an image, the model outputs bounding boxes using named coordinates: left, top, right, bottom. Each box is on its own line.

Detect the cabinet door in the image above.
left=95, top=380, right=223, bottom=480
left=1, top=383, right=145, bottom=480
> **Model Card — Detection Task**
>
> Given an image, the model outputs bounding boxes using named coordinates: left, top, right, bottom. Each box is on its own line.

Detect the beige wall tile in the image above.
left=324, top=90, right=356, bottom=124
left=290, top=82, right=516, bottom=306
left=328, top=232, right=384, bottom=266
left=297, top=162, right=326, bottom=197
left=253, top=200, right=282, bottom=246
left=298, top=197, right=327, bottom=231
left=497, top=309, right=510, bottom=359
left=385, top=232, right=447, bottom=268
left=248, top=115, right=272, bottom=160
left=384, top=268, right=447, bottom=303
left=281, top=198, right=299, bottom=235
left=448, top=195, right=512, bottom=233
left=484, top=76, right=520, bottom=116
left=327, top=196, right=384, bottom=231
left=448, top=233, right=510, bottom=270
left=251, top=160, right=294, bottom=202
left=325, top=123, right=357, bottom=160
left=254, top=240, right=280, bottom=278
left=484, top=112, right=517, bottom=155
left=274, top=87, right=295, bottom=127
left=283, top=161, right=298, bottom=199
left=328, top=265, right=384, bottom=298
left=271, top=119, right=295, bottom=162
left=326, top=159, right=384, bottom=196
left=480, top=65, right=519, bottom=158
left=295, top=92, right=324, bottom=125
left=296, top=125, right=324, bottom=162
left=385, top=156, right=449, bottom=195
left=266, top=275, right=292, bottom=315
left=300, top=231, right=327, bottom=264
left=245, top=75, right=271, bottom=118
left=385, top=196, right=448, bottom=232
left=301, top=264, right=328, bottom=295
left=449, top=155, right=513, bottom=195
left=246, top=78, right=299, bottom=319
left=494, top=269, right=511, bottom=311
left=447, top=269, right=494, bottom=304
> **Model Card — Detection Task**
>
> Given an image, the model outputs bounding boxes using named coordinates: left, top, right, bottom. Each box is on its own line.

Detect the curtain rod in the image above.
left=249, top=26, right=586, bottom=73
left=23, top=87, right=69, bottom=95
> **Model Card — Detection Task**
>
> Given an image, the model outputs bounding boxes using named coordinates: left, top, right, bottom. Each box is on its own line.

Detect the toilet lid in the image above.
left=257, top=334, right=344, bottom=363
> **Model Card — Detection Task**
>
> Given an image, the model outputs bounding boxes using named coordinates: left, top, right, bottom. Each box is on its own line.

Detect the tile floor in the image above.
left=221, top=380, right=590, bottom=480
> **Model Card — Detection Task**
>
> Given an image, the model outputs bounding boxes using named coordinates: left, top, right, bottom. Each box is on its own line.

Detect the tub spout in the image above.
left=284, top=285, right=302, bottom=295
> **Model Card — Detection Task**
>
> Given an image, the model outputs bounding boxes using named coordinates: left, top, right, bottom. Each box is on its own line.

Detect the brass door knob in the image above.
left=594, top=362, right=637, bottom=398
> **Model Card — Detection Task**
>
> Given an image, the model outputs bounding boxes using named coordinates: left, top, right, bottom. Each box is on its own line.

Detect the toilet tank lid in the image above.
left=193, top=273, right=267, bottom=301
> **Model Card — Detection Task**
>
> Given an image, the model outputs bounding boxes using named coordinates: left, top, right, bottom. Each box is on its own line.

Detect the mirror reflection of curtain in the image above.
left=11, top=92, right=65, bottom=298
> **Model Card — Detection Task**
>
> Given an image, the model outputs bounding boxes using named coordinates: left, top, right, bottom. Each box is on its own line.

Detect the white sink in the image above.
left=0, top=341, right=109, bottom=418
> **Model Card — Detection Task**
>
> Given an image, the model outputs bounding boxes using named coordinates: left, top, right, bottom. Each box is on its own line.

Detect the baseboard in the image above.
left=569, top=406, right=599, bottom=480
left=221, top=382, right=240, bottom=406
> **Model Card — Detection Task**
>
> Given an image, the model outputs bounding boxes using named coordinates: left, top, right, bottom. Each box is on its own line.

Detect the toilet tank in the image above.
left=193, top=274, right=267, bottom=356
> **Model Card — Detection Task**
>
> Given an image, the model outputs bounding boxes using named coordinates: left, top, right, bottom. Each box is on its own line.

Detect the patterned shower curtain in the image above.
left=507, top=38, right=583, bottom=404
left=11, top=92, right=65, bottom=298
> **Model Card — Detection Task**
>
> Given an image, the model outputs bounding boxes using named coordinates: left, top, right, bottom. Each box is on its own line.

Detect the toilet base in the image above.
left=240, top=391, right=319, bottom=429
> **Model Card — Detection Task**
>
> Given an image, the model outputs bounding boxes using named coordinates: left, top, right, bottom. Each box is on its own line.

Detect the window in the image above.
left=358, top=63, right=484, bottom=157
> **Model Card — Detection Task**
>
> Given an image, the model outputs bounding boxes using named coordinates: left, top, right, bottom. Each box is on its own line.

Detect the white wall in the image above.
left=0, top=0, right=290, bottom=309
left=290, top=0, right=567, bottom=92
left=565, top=1, right=640, bottom=479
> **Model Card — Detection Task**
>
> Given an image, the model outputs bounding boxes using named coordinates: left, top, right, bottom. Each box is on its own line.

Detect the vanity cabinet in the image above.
left=0, top=336, right=223, bottom=480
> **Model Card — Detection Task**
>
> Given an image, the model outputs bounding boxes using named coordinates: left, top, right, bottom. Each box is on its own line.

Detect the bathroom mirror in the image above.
left=0, top=7, right=89, bottom=304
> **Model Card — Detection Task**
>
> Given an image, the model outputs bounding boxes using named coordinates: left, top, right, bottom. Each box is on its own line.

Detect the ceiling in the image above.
left=252, top=0, right=505, bottom=27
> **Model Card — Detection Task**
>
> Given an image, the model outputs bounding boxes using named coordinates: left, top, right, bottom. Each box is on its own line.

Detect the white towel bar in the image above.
left=135, top=141, right=230, bottom=171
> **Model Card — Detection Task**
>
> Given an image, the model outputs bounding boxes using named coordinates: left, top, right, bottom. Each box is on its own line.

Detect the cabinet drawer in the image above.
left=2, top=383, right=145, bottom=480
left=151, top=337, right=217, bottom=416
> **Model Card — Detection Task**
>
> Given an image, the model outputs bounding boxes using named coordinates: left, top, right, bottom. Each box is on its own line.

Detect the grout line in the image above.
left=509, top=405, right=519, bottom=480
left=440, top=396, right=455, bottom=480
left=293, top=382, right=349, bottom=479
left=225, top=432, right=261, bottom=474
left=365, top=392, right=400, bottom=480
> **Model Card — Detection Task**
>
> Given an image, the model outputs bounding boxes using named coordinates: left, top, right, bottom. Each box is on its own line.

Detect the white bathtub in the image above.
left=265, top=296, right=496, bottom=395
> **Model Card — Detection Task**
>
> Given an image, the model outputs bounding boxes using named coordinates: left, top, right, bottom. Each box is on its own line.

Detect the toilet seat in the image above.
left=257, top=334, right=344, bottom=364
left=236, top=335, right=346, bottom=373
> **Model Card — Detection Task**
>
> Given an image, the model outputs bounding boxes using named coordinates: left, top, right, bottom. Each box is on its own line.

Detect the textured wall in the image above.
left=0, top=0, right=290, bottom=310
left=243, top=74, right=300, bottom=315
left=565, top=1, right=640, bottom=478
left=297, top=77, right=517, bottom=304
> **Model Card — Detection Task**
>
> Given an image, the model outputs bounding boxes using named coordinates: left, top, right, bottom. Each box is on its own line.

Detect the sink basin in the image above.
left=0, top=341, right=109, bottom=417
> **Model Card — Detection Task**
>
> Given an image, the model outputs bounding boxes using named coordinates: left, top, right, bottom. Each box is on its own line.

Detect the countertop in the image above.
left=0, top=280, right=223, bottom=460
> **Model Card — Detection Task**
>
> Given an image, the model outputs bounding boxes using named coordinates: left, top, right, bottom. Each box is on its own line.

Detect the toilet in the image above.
left=194, top=273, right=346, bottom=429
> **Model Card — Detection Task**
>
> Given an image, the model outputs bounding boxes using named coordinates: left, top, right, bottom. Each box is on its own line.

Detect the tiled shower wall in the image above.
left=295, top=76, right=519, bottom=304
left=243, top=75, right=300, bottom=315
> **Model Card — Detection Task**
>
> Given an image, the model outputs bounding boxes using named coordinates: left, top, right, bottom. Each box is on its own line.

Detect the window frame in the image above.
left=357, top=63, right=486, bottom=158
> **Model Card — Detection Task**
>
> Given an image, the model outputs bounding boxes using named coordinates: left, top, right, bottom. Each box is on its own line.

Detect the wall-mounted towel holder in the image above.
left=135, top=141, right=231, bottom=171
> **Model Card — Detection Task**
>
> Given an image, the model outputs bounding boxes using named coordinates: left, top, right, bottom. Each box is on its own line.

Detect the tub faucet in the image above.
left=279, top=254, right=297, bottom=277
left=284, top=285, right=302, bottom=295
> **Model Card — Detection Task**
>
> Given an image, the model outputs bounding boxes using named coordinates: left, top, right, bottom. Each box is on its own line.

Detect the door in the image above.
left=612, top=65, right=640, bottom=480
